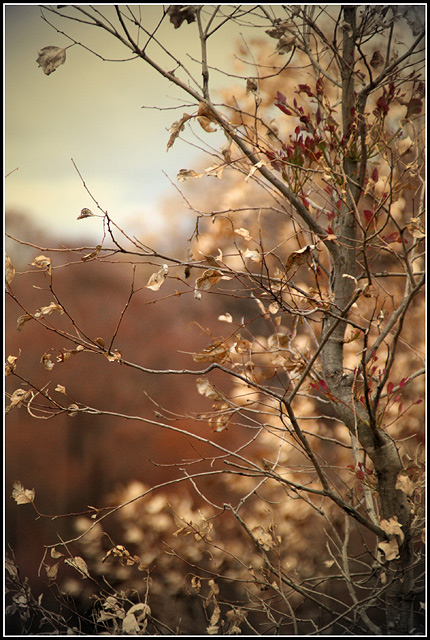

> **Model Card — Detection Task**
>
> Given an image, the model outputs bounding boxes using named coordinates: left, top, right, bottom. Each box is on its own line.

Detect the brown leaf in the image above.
left=285, top=245, right=314, bottom=271
left=36, top=46, right=67, bottom=75
left=167, top=5, right=196, bottom=28
left=5, top=253, right=15, bottom=286
left=195, top=269, right=223, bottom=292
left=166, top=113, right=192, bottom=151
left=193, top=340, right=230, bottom=364
left=370, top=50, right=384, bottom=69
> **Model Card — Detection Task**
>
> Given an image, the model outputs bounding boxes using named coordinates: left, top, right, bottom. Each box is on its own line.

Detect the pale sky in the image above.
left=4, top=4, right=248, bottom=243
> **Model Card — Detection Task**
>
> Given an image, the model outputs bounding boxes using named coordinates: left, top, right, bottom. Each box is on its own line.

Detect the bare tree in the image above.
left=6, top=5, right=425, bottom=635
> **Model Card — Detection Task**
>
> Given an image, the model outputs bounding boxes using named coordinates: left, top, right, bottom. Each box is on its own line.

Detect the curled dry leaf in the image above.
left=12, top=481, right=35, bottom=505
left=34, top=302, right=64, bottom=318
left=380, top=516, right=404, bottom=543
left=195, top=269, right=223, bottom=292
left=16, top=314, right=33, bottom=331
left=167, top=5, right=196, bottom=28
left=82, top=245, right=102, bottom=262
left=77, top=207, right=95, bottom=219
left=167, top=113, right=192, bottom=151
left=6, top=388, right=31, bottom=414
left=64, top=556, right=90, bottom=578
left=234, top=227, right=252, bottom=241
left=243, top=248, right=262, bottom=263
left=193, top=340, right=231, bottom=364
left=5, top=253, right=15, bottom=286
left=285, top=244, right=315, bottom=271
left=36, top=45, right=67, bottom=75
left=31, top=254, right=52, bottom=275
left=40, top=352, right=55, bottom=371
left=196, top=378, right=222, bottom=400
left=146, top=265, right=168, bottom=291
left=5, top=354, right=19, bottom=376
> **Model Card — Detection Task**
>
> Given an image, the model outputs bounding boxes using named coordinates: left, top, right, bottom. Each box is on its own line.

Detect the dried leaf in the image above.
left=6, top=389, right=31, bottom=414
left=193, top=340, right=230, bottom=364
left=16, top=314, right=33, bottom=331
left=31, top=254, right=52, bottom=274
left=5, top=354, right=19, bottom=376
left=12, top=481, right=35, bottom=505
left=370, top=50, right=384, bottom=69
left=34, top=302, right=64, bottom=318
left=197, top=102, right=218, bottom=133
left=197, top=116, right=217, bottom=133
left=167, top=5, right=196, bottom=28
left=398, top=136, right=414, bottom=156
left=82, top=245, right=102, bottom=261
left=234, top=227, right=252, bottom=241
left=285, top=245, right=314, bottom=271
left=77, top=208, right=95, bottom=219
left=195, top=269, right=223, bottom=292
left=64, top=556, right=90, bottom=578
left=177, top=168, right=202, bottom=181
left=36, top=45, right=67, bottom=75
left=380, top=516, right=404, bottom=543
left=196, top=378, right=221, bottom=400
left=243, top=248, right=262, bottom=263
left=40, top=352, right=55, bottom=371
left=378, top=538, right=400, bottom=561
left=167, top=113, right=192, bottom=151
left=146, top=265, right=168, bottom=291
left=55, top=384, right=67, bottom=394
left=5, top=253, right=15, bottom=286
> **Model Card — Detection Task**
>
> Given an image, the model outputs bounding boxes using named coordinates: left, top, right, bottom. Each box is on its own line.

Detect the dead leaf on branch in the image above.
left=40, top=352, right=55, bottom=371
left=285, top=244, right=315, bottom=272
left=167, top=5, right=196, bottom=29
left=196, top=378, right=222, bottom=400
left=5, top=354, right=20, bottom=376
left=197, top=102, right=218, bottom=133
left=12, top=481, right=35, bottom=505
left=146, top=265, right=168, bottom=291
left=166, top=113, right=192, bottom=151
left=64, top=556, right=90, bottom=578
left=193, top=340, right=231, bottom=364
left=31, top=254, right=52, bottom=275
left=77, top=207, right=95, bottom=219
left=6, top=389, right=31, bottom=414
left=194, top=269, right=230, bottom=299
left=36, top=45, right=67, bottom=75
left=5, top=253, right=15, bottom=287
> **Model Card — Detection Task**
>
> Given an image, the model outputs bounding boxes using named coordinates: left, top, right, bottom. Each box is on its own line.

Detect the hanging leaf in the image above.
left=167, top=5, right=196, bottom=28
left=5, top=253, right=15, bottom=286
left=166, top=113, right=192, bottom=151
left=31, top=254, right=52, bottom=275
left=146, top=265, right=168, bottom=291
left=36, top=46, right=67, bottom=75
left=78, top=208, right=95, bottom=219
left=12, top=481, right=35, bottom=505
